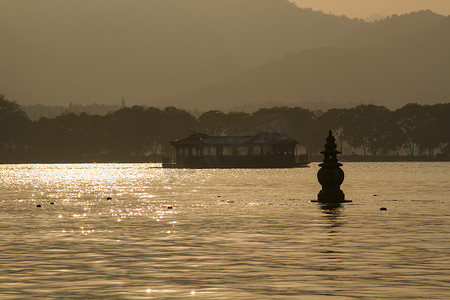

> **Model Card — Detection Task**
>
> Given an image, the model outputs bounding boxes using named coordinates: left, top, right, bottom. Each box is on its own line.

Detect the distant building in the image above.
left=164, top=132, right=308, bottom=168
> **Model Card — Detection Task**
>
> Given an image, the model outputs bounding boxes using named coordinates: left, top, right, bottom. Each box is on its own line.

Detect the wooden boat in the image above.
left=163, top=132, right=309, bottom=168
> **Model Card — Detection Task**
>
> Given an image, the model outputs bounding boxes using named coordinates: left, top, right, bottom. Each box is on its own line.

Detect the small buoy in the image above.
left=167, top=206, right=173, bottom=209
left=36, top=204, right=42, bottom=208
left=106, top=197, right=112, bottom=200
left=380, top=207, right=387, bottom=211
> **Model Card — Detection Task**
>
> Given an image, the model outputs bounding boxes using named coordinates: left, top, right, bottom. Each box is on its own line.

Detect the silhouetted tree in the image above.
left=28, top=112, right=104, bottom=161
left=161, top=106, right=197, bottom=154
left=0, top=95, right=31, bottom=159
left=413, top=104, right=450, bottom=156
left=317, top=108, right=349, bottom=154
left=344, top=105, right=401, bottom=156
left=394, top=103, right=423, bottom=156
left=103, top=106, right=165, bottom=158
left=224, top=111, right=252, bottom=134
left=198, top=110, right=229, bottom=135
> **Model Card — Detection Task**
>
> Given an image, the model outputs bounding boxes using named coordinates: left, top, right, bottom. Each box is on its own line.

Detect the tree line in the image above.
left=1, top=95, right=449, bottom=163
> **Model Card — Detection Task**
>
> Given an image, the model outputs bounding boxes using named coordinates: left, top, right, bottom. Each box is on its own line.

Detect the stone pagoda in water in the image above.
left=317, top=130, right=346, bottom=203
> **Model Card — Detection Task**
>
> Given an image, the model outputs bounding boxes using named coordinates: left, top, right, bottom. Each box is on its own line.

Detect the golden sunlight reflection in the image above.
left=1, top=163, right=449, bottom=298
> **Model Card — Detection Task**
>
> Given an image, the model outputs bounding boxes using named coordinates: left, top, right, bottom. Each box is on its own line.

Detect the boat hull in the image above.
left=162, top=161, right=309, bottom=169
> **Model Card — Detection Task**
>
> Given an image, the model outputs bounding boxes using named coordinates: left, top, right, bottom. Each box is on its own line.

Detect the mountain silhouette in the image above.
left=0, top=1, right=447, bottom=108
left=170, top=13, right=450, bottom=110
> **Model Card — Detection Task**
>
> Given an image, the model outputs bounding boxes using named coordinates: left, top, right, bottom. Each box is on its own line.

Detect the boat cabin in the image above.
left=165, top=132, right=306, bottom=168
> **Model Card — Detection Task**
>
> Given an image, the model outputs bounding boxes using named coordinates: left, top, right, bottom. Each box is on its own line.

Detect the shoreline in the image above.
left=1, top=156, right=449, bottom=165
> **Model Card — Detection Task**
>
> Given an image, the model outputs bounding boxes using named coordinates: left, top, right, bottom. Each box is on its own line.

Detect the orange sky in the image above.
left=295, top=0, right=450, bottom=18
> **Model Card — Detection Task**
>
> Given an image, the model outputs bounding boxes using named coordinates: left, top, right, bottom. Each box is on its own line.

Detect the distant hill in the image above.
left=0, top=0, right=359, bottom=105
left=1, top=0, right=445, bottom=108
left=171, top=14, right=450, bottom=110
left=344, top=10, right=445, bottom=47
left=22, top=104, right=121, bottom=121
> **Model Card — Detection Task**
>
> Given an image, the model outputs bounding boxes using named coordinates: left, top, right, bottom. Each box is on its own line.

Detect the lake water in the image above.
left=0, top=162, right=449, bottom=299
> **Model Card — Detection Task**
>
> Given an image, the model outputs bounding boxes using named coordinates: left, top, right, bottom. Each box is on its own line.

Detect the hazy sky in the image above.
left=296, top=0, right=450, bottom=18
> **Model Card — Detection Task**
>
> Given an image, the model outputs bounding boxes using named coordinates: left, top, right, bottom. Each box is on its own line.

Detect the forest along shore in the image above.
left=1, top=95, right=449, bottom=163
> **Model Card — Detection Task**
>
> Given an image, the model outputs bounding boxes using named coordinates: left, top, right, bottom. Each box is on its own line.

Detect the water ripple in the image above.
left=0, top=163, right=449, bottom=298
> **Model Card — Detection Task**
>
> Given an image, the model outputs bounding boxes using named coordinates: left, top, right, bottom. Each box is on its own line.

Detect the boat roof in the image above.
left=170, top=132, right=298, bottom=146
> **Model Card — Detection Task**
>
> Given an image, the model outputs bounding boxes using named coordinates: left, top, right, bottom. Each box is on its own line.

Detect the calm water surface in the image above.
left=0, top=162, right=449, bottom=299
